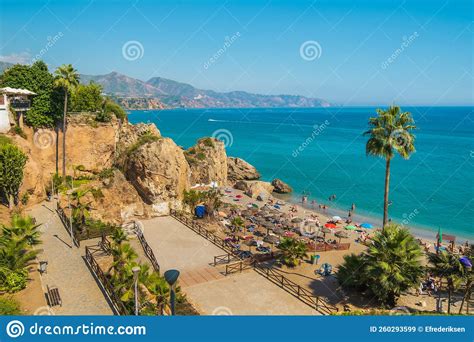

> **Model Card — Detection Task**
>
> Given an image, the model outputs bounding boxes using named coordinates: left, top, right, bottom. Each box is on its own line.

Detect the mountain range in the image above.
left=0, top=61, right=330, bottom=109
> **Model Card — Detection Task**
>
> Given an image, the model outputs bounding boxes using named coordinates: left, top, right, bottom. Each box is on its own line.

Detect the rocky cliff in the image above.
left=9, top=114, right=263, bottom=220
left=185, top=137, right=228, bottom=186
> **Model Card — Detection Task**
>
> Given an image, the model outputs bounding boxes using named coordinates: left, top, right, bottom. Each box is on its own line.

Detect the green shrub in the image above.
left=0, top=135, right=13, bottom=147
left=103, top=99, right=127, bottom=121
left=0, top=143, right=28, bottom=207
left=98, top=168, right=115, bottom=180
left=200, top=137, right=215, bottom=148
left=196, top=152, right=206, bottom=160
left=11, top=126, right=27, bottom=139
left=0, top=269, right=28, bottom=293
left=125, top=133, right=160, bottom=156
left=0, top=297, right=22, bottom=315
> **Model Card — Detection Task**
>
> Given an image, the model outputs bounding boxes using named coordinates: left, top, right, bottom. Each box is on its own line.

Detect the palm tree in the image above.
left=54, top=64, right=80, bottom=176
left=278, top=237, right=308, bottom=267
left=364, top=106, right=416, bottom=228
left=364, top=224, right=423, bottom=307
left=4, top=214, right=41, bottom=247
left=70, top=189, right=91, bottom=226
left=108, top=243, right=138, bottom=275
left=145, top=272, right=170, bottom=315
left=428, top=251, right=465, bottom=313
left=111, top=228, right=128, bottom=245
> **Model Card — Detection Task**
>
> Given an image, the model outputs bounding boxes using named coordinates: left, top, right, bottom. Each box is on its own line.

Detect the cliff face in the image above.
left=11, top=114, right=262, bottom=219
left=185, top=138, right=228, bottom=186
left=123, top=137, right=191, bottom=206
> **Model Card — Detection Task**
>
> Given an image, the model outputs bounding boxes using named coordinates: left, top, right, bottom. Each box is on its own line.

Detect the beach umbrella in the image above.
left=345, top=225, right=357, bottom=230
left=264, top=235, right=279, bottom=244
left=236, top=194, right=243, bottom=199
left=320, top=227, right=332, bottom=240
left=335, top=231, right=349, bottom=243
left=332, top=216, right=342, bottom=221
left=360, top=223, right=373, bottom=229
left=324, top=223, right=337, bottom=229
left=460, top=257, right=472, bottom=268
left=272, top=227, right=284, bottom=235
left=291, top=217, right=303, bottom=223
left=283, top=231, right=295, bottom=237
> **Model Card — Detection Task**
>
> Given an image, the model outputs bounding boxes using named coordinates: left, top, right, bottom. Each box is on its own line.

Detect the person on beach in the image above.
left=311, top=200, right=316, bottom=208
left=351, top=203, right=356, bottom=211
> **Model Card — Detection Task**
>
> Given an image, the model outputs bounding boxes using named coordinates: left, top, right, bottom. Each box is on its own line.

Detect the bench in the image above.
left=47, top=285, right=62, bottom=307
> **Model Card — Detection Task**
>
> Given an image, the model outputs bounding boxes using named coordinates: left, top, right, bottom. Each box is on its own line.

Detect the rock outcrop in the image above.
left=118, top=122, right=161, bottom=153
left=271, top=178, right=293, bottom=193
left=227, top=157, right=260, bottom=182
left=185, top=137, right=227, bottom=186
left=233, top=180, right=274, bottom=199
left=124, top=137, right=190, bottom=205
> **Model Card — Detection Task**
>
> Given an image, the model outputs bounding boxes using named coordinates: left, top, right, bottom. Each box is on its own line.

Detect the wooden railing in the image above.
left=253, top=264, right=338, bottom=315
left=225, top=259, right=255, bottom=275
left=169, top=210, right=338, bottom=315
left=56, top=204, right=80, bottom=247
left=133, top=221, right=160, bottom=274
left=213, top=253, right=240, bottom=266
left=84, top=246, right=129, bottom=315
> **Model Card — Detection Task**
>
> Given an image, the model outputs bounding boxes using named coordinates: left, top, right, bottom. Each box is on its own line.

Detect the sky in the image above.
left=0, top=0, right=472, bottom=105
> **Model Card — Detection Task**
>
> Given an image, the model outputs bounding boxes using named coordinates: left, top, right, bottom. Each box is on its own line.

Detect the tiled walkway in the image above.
left=26, top=202, right=113, bottom=315
left=141, top=216, right=316, bottom=315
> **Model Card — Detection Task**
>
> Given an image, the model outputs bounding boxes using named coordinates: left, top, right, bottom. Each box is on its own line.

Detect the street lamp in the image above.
left=132, top=266, right=141, bottom=315
left=164, top=269, right=180, bottom=315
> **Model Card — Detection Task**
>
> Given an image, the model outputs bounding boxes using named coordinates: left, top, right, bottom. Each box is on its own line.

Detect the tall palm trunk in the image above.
left=62, top=90, right=68, bottom=176
left=383, top=158, right=391, bottom=228
left=458, top=280, right=471, bottom=314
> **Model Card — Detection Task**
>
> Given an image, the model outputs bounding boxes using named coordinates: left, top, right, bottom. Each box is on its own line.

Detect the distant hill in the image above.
left=0, top=62, right=330, bottom=109
left=81, top=72, right=330, bottom=109
left=0, top=61, right=13, bottom=73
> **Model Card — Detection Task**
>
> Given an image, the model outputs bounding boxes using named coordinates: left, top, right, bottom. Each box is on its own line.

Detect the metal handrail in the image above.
left=133, top=222, right=160, bottom=274
left=84, top=246, right=129, bottom=315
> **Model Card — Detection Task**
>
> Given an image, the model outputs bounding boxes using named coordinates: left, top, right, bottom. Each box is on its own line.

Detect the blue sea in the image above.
left=129, top=107, right=474, bottom=240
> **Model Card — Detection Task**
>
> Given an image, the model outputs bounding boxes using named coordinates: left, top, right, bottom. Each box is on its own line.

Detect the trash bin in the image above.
left=312, top=254, right=320, bottom=265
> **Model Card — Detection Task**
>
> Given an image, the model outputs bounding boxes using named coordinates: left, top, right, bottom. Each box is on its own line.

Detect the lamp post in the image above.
left=164, top=269, right=180, bottom=315
left=132, top=266, right=140, bottom=316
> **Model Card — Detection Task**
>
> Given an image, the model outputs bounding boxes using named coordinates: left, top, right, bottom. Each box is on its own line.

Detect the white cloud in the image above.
left=0, top=52, right=31, bottom=64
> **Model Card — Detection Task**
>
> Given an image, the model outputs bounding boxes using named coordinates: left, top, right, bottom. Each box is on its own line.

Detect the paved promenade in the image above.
left=141, top=216, right=316, bottom=315
left=27, top=202, right=112, bottom=315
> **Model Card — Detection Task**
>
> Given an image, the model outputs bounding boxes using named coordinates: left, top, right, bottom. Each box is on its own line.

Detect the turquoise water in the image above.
left=129, top=107, right=474, bottom=240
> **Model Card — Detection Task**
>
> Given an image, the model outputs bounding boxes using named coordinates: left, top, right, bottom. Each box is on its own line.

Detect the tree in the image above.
left=54, top=64, right=80, bottom=176
left=278, top=237, right=308, bottom=267
left=0, top=143, right=28, bottom=208
left=337, top=224, right=424, bottom=307
left=428, top=251, right=465, bottom=313
left=364, top=106, right=416, bottom=228
left=144, top=272, right=170, bottom=315
left=70, top=82, right=103, bottom=112
left=0, top=61, right=61, bottom=128
left=203, top=189, right=222, bottom=218
left=0, top=215, right=41, bottom=292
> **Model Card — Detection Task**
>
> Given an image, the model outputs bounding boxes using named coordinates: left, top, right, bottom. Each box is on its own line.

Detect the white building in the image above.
left=0, top=87, right=37, bottom=133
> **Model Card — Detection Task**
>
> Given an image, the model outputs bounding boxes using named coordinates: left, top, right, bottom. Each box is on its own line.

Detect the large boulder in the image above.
left=233, top=180, right=249, bottom=192
left=185, top=137, right=228, bottom=186
left=244, top=181, right=274, bottom=198
left=227, top=157, right=260, bottom=182
left=124, top=137, right=191, bottom=204
left=271, top=178, right=293, bottom=194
